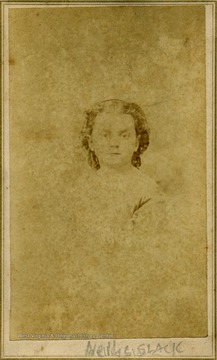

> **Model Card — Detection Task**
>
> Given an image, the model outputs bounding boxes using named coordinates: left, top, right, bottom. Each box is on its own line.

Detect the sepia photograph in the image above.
left=1, top=1, right=216, bottom=358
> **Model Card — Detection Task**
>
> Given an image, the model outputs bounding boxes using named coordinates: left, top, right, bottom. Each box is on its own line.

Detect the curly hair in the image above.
left=81, top=99, right=150, bottom=169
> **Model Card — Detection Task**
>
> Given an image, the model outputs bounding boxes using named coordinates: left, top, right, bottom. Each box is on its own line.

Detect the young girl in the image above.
left=78, top=98, right=166, bottom=246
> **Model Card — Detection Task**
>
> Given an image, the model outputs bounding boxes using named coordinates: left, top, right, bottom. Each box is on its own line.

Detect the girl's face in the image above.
left=90, top=112, right=138, bottom=170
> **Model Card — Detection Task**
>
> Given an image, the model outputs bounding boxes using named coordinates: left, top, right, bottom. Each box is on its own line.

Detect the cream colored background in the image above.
left=8, top=5, right=208, bottom=340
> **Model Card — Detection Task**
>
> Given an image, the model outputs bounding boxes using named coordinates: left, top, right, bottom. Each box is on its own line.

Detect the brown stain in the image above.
left=32, top=203, right=41, bottom=210
left=9, top=57, right=15, bottom=66
left=184, top=37, right=190, bottom=45
left=24, top=126, right=58, bottom=142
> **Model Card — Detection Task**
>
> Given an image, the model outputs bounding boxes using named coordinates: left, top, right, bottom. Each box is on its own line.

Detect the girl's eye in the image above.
left=122, top=134, right=128, bottom=138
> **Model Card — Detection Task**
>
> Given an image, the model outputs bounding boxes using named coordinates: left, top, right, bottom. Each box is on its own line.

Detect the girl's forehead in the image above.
left=93, top=112, right=135, bottom=132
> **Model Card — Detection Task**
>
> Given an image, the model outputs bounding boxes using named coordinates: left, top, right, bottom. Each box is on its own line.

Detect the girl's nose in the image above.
left=110, top=138, right=119, bottom=148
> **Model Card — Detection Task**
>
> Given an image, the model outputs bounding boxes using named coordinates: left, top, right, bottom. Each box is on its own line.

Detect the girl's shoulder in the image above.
left=131, top=168, right=161, bottom=198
